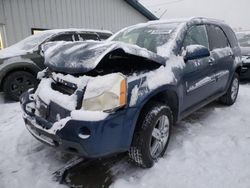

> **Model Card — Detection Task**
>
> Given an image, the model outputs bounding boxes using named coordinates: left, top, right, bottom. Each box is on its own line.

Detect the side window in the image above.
left=78, top=33, right=99, bottom=41
left=50, top=34, right=75, bottom=42
left=207, top=25, right=230, bottom=50
left=183, top=25, right=209, bottom=49
left=98, top=33, right=112, bottom=40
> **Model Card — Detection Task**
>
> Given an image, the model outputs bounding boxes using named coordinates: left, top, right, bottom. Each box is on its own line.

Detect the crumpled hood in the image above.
left=43, top=41, right=166, bottom=74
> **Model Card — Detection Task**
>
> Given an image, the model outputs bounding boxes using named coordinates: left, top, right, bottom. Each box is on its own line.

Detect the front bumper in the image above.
left=20, top=90, right=139, bottom=158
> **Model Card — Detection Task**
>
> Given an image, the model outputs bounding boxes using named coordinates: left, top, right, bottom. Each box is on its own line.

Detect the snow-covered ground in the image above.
left=1, top=84, right=250, bottom=188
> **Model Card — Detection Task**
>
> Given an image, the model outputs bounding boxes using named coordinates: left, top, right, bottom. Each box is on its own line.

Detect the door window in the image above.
left=50, top=33, right=76, bottom=42
left=207, top=25, right=230, bottom=50
left=78, top=33, right=99, bottom=41
left=98, top=33, right=112, bottom=40
left=183, top=25, right=209, bottom=49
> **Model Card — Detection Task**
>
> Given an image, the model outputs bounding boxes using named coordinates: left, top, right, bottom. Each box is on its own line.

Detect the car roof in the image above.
left=147, top=17, right=226, bottom=26
left=38, top=28, right=113, bottom=36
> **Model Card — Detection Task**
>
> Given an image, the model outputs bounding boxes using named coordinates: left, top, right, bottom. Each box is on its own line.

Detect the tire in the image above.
left=129, top=102, right=173, bottom=168
left=3, top=71, right=37, bottom=101
left=219, top=73, right=239, bottom=105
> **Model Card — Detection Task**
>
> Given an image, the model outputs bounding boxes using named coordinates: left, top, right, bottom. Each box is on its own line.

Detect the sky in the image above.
left=139, top=0, right=250, bottom=31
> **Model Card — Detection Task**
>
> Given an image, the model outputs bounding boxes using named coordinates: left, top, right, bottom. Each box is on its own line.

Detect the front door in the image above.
left=181, top=24, right=216, bottom=111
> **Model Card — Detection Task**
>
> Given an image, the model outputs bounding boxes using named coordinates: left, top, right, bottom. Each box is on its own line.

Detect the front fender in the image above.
left=125, top=80, right=179, bottom=146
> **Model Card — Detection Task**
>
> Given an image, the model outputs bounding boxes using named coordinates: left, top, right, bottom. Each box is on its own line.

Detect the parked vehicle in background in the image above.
left=21, top=17, right=241, bottom=168
left=236, top=31, right=250, bottom=80
left=0, top=29, right=112, bottom=100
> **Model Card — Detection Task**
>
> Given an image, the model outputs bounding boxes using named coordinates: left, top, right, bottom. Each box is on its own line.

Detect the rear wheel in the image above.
left=3, top=71, right=37, bottom=101
left=219, top=73, right=239, bottom=105
left=129, top=103, right=173, bottom=168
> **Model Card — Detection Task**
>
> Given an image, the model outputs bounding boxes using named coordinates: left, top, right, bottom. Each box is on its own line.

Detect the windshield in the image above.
left=8, top=31, right=55, bottom=51
left=237, top=32, right=250, bottom=47
left=110, top=23, right=180, bottom=53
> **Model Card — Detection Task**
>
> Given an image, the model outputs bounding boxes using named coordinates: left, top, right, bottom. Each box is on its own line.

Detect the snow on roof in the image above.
left=38, top=28, right=113, bottom=35
left=148, top=17, right=194, bottom=24
left=148, top=17, right=225, bottom=25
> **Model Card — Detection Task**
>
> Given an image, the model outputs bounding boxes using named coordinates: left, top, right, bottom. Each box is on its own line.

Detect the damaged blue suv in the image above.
left=20, top=17, right=242, bottom=168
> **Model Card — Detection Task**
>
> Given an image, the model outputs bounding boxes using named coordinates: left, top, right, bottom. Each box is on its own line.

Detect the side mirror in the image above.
left=184, top=45, right=210, bottom=61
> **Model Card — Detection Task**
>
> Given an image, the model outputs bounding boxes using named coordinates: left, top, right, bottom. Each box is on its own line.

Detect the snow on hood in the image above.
left=43, top=40, right=166, bottom=74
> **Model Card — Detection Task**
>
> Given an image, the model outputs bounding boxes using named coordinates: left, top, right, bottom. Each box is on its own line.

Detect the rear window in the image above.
left=207, top=25, right=230, bottom=50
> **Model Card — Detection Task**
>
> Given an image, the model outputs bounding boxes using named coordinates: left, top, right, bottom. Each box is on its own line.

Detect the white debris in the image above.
left=34, top=78, right=78, bottom=111
left=71, top=110, right=109, bottom=121
left=130, top=86, right=139, bottom=106
left=37, top=69, right=47, bottom=80
left=47, top=117, right=71, bottom=134
left=51, top=72, right=90, bottom=89
left=146, top=55, right=185, bottom=90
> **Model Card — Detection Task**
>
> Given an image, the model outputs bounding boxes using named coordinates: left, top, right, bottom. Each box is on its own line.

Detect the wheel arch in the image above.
left=133, top=87, right=179, bottom=134
left=0, top=63, right=40, bottom=90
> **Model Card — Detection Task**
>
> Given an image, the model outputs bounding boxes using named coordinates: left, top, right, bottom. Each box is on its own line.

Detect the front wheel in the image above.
left=219, top=73, right=239, bottom=105
left=3, top=71, right=37, bottom=101
left=129, top=103, right=173, bottom=168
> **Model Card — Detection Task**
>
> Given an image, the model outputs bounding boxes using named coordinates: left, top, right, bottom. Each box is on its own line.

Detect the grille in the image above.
left=51, top=82, right=76, bottom=95
left=48, top=101, right=71, bottom=123
left=36, top=98, right=49, bottom=119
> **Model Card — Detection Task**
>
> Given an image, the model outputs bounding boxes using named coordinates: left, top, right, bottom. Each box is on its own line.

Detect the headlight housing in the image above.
left=82, top=73, right=127, bottom=112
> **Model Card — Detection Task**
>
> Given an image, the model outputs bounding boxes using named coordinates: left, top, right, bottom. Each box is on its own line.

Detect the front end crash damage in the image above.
left=42, top=41, right=166, bottom=74
left=21, top=41, right=174, bottom=157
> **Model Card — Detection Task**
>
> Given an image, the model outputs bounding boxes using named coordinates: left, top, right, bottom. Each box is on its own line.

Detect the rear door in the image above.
left=206, top=25, right=233, bottom=92
left=181, top=25, right=216, bottom=110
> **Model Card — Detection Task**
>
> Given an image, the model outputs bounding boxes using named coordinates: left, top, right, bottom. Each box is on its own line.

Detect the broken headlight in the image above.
left=82, top=73, right=127, bottom=112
